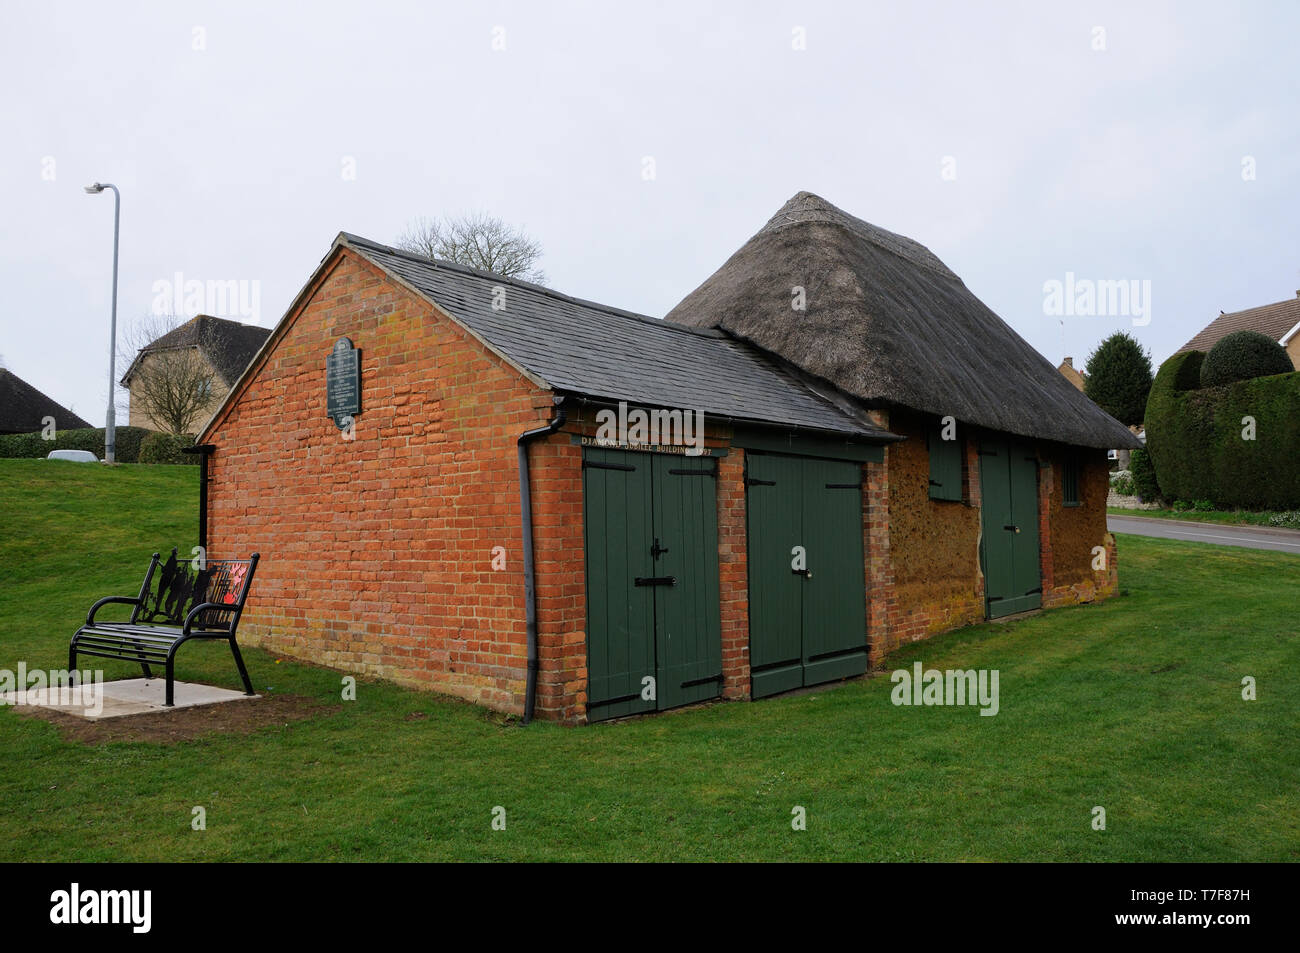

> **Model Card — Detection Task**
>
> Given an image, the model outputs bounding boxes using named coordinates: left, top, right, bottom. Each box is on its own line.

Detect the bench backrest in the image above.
left=133, top=548, right=260, bottom=632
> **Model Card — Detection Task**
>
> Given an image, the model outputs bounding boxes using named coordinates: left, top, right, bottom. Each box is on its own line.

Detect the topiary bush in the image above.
left=1200, top=330, right=1293, bottom=388
left=1129, top=447, right=1161, bottom=502
left=0, top=426, right=148, bottom=462
left=138, top=432, right=198, bottom=465
left=1146, top=350, right=1300, bottom=509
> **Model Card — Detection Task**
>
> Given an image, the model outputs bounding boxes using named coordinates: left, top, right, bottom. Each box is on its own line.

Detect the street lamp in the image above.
left=84, top=182, right=120, bottom=464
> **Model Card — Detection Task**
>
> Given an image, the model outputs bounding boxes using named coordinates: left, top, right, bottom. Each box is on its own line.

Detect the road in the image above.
left=1107, top=515, right=1300, bottom=555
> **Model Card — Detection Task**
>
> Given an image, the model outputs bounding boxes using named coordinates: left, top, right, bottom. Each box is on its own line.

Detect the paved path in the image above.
left=1108, top=515, right=1300, bottom=555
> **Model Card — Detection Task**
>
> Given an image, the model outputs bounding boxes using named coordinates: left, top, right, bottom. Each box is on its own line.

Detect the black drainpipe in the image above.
left=182, top=444, right=217, bottom=551
left=517, top=399, right=568, bottom=725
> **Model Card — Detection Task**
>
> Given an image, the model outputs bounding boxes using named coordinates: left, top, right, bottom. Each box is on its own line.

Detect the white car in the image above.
left=46, top=449, right=99, bottom=463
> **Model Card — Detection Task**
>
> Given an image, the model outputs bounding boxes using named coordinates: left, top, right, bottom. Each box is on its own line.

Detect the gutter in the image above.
left=181, top=443, right=217, bottom=551
left=517, top=397, right=568, bottom=725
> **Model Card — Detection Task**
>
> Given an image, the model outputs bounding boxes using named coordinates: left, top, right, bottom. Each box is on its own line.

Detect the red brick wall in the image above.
left=716, top=448, right=751, bottom=699
left=204, top=249, right=563, bottom=715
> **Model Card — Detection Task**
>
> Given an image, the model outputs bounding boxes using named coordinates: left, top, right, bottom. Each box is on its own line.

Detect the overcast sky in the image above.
left=3, top=0, right=1297, bottom=426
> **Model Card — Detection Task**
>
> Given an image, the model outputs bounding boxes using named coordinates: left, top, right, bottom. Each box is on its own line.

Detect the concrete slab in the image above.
left=0, top=678, right=258, bottom=721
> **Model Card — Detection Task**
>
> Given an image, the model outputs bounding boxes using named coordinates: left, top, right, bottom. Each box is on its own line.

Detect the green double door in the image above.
left=978, top=438, right=1042, bottom=619
left=583, top=447, right=723, bottom=720
left=745, top=453, right=868, bottom=699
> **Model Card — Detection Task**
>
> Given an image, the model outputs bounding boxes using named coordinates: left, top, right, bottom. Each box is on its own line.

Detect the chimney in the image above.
left=1062, top=356, right=1073, bottom=368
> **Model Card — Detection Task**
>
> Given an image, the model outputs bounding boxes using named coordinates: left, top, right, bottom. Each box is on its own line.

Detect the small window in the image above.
left=928, top=423, right=962, bottom=502
left=1063, top=455, right=1081, bottom=506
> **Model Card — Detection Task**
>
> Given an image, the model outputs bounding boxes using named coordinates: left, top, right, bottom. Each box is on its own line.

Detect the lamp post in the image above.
left=84, top=182, right=120, bottom=463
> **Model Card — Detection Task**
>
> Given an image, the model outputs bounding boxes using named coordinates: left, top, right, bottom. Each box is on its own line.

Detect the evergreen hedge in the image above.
left=1146, top=351, right=1300, bottom=509
left=1200, top=329, right=1294, bottom=388
left=0, top=426, right=149, bottom=463
left=138, top=432, right=198, bottom=465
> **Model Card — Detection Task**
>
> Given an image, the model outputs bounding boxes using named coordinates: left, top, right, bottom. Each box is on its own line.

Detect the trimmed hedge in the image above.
left=1145, top=351, right=1300, bottom=509
left=1201, top=330, right=1294, bottom=388
left=0, top=426, right=149, bottom=463
left=1129, top=448, right=1160, bottom=502
left=138, top=432, right=198, bottom=465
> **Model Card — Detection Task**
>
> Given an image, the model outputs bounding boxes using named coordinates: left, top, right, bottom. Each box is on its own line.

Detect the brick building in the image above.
left=196, top=192, right=1139, bottom=724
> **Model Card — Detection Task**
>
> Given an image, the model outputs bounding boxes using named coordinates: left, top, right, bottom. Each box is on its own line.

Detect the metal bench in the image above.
left=70, top=548, right=260, bottom=706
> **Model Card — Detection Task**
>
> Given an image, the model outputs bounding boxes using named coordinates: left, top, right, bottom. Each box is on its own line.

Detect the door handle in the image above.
left=792, top=568, right=812, bottom=578
left=634, top=576, right=677, bottom=587
left=650, top=538, right=669, bottom=559
left=1003, top=524, right=1021, bottom=534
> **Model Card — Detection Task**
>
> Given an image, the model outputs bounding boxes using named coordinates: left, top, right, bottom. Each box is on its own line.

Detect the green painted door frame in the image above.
left=746, top=452, right=868, bottom=698
left=978, top=438, right=1043, bottom=619
left=583, top=447, right=723, bottom=720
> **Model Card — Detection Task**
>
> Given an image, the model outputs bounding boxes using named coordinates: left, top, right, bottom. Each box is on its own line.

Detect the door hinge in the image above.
left=582, top=459, right=636, bottom=471
left=680, top=673, right=723, bottom=688
left=587, top=692, right=642, bottom=709
left=745, top=477, right=776, bottom=487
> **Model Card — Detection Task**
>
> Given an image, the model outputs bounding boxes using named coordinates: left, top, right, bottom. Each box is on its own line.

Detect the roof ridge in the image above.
left=339, top=232, right=724, bottom=340
left=1220, top=295, right=1300, bottom=317
left=758, top=191, right=959, bottom=281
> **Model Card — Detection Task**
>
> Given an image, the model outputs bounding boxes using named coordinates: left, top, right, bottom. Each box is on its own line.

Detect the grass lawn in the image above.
left=1, top=458, right=1297, bottom=862
left=1107, top=505, right=1300, bottom=529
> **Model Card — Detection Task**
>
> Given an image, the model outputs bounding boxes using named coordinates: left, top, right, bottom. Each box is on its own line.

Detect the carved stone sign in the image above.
left=326, top=337, right=360, bottom=429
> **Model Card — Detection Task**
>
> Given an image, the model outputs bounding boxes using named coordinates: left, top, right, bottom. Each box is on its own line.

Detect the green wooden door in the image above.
left=583, top=447, right=656, bottom=719
left=800, top=458, right=869, bottom=685
left=745, top=454, right=805, bottom=698
left=583, top=448, right=723, bottom=719
left=978, top=438, right=1042, bottom=619
left=746, top=453, right=868, bottom=698
left=651, top=455, right=723, bottom=710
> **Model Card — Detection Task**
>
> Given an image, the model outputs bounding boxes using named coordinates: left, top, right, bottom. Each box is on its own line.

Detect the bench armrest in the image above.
left=183, top=602, right=236, bottom=635
left=87, top=596, right=141, bottom=626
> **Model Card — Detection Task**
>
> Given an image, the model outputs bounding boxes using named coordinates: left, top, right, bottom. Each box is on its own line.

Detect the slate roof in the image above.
left=0, top=368, right=93, bottom=434
left=340, top=234, right=894, bottom=440
left=121, top=315, right=270, bottom=387
left=665, top=192, right=1142, bottom=450
left=1176, top=295, right=1300, bottom=355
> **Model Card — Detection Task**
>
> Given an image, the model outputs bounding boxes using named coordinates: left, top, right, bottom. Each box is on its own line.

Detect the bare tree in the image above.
left=119, top=314, right=226, bottom=435
left=396, top=212, right=546, bottom=284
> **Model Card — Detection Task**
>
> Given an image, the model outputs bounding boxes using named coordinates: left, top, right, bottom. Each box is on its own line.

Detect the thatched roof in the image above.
left=666, top=192, right=1141, bottom=449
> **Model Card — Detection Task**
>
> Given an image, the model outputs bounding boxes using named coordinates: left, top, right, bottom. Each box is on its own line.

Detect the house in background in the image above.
left=0, top=367, right=92, bottom=434
left=1057, top=356, right=1085, bottom=391
left=195, top=192, right=1139, bottom=724
left=120, top=314, right=270, bottom=431
left=1177, top=292, right=1300, bottom=370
